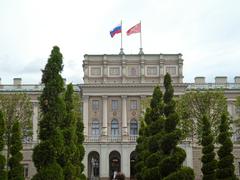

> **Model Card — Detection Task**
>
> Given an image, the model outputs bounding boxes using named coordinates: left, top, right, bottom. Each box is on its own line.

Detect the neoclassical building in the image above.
left=0, top=53, right=240, bottom=180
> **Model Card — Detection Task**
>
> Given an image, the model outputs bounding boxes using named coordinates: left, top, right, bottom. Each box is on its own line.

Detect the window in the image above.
left=111, top=119, right=119, bottom=136
left=166, top=66, right=177, bottom=76
left=109, top=67, right=120, bottom=76
left=92, top=120, right=100, bottom=136
left=130, top=119, right=138, bottom=135
left=147, top=67, right=158, bottom=76
left=112, top=100, right=118, bottom=111
left=90, top=67, right=101, bottom=76
left=130, top=100, right=137, bottom=110
left=92, top=100, right=99, bottom=111
left=23, top=164, right=29, bottom=178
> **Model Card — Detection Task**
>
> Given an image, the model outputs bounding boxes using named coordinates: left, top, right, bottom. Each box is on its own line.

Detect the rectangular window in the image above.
left=112, top=100, right=118, bottom=111
left=23, top=164, right=29, bottom=178
left=109, top=67, right=120, bottom=76
left=92, top=100, right=99, bottom=111
left=166, top=66, right=177, bottom=76
left=90, top=67, right=101, bottom=76
left=130, top=100, right=137, bottom=110
left=147, top=67, right=158, bottom=76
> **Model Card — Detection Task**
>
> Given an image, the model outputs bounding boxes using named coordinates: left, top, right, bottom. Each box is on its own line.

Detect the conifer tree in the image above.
left=0, top=111, right=7, bottom=180
left=8, top=121, right=24, bottom=180
left=135, top=86, right=165, bottom=180
left=73, top=92, right=86, bottom=180
left=32, top=46, right=65, bottom=180
left=216, top=113, right=237, bottom=180
left=59, top=83, right=76, bottom=179
left=201, top=115, right=217, bottom=180
left=159, top=73, right=194, bottom=180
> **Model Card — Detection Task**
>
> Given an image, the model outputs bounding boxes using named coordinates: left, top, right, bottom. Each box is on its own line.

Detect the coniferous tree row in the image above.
left=135, top=86, right=165, bottom=180
left=0, top=111, right=7, bottom=180
left=158, top=73, right=194, bottom=180
left=32, top=46, right=66, bottom=180
left=216, top=113, right=237, bottom=180
left=201, top=115, right=217, bottom=180
left=8, top=121, right=24, bottom=180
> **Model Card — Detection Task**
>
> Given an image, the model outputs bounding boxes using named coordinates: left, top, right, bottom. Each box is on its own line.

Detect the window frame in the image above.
left=130, top=100, right=137, bottom=110
left=111, top=119, right=119, bottom=136
left=92, top=100, right=100, bottom=111
left=130, top=119, right=138, bottom=135
left=111, top=100, right=119, bottom=111
left=91, top=119, right=100, bottom=136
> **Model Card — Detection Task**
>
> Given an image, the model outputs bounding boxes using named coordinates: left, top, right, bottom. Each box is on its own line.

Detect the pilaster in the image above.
left=102, top=96, right=108, bottom=136
left=83, top=95, right=89, bottom=136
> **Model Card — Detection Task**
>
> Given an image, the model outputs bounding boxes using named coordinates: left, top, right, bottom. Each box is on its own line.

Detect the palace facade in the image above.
left=0, top=53, right=240, bottom=180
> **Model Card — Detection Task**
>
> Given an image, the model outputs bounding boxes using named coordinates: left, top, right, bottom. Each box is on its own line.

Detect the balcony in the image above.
left=84, top=135, right=139, bottom=143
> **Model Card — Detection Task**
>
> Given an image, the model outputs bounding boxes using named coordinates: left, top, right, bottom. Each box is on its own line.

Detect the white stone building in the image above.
left=0, top=53, right=240, bottom=180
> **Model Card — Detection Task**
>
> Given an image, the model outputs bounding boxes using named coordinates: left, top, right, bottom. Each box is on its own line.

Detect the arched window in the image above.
left=88, top=151, right=100, bottom=178
left=130, top=119, right=138, bottom=135
left=111, top=119, right=119, bottom=136
left=92, top=119, right=100, bottom=136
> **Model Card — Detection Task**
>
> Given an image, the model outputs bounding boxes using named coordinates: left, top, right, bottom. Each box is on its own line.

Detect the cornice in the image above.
left=79, top=83, right=188, bottom=88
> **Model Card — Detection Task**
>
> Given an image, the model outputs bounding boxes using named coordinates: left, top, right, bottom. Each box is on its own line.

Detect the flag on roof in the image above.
left=110, top=24, right=122, bottom=38
left=126, top=23, right=141, bottom=36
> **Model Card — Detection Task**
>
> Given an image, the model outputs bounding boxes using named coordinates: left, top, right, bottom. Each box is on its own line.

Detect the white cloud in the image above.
left=0, top=0, right=240, bottom=84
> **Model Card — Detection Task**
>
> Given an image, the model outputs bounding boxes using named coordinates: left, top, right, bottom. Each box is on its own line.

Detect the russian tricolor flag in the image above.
left=110, top=24, right=122, bottom=38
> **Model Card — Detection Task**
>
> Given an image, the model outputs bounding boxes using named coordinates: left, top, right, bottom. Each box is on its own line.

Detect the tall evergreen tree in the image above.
left=8, top=121, right=24, bottom=180
left=72, top=92, right=86, bottom=180
left=32, top=46, right=65, bottom=180
left=159, top=73, right=194, bottom=180
left=216, top=113, right=237, bottom=180
left=201, top=115, right=217, bottom=180
left=135, top=86, right=165, bottom=180
left=0, top=111, right=7, bottom=180
left=59, top=83, right=76, bottom=179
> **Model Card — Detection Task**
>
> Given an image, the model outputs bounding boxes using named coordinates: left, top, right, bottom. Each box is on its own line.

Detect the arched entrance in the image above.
left=88, top=151, right=100, bottom=179
left=109, top=151, right=121, bottom=179
left=130, top=151, right=137, bottom=180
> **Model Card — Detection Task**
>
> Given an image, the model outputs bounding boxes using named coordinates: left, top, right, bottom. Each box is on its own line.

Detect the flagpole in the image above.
left=139, top=21, right=143, bottom=54
left=120, top=20, right=124, bottom=54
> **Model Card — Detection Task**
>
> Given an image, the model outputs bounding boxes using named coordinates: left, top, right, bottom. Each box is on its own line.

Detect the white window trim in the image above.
left=164, top=65, right=178, bottom=77
left=108, top=66, right=122, bottom=77
left=145, top=65, right=159, bottom=77
left=89, top=66, right=103, bottom=77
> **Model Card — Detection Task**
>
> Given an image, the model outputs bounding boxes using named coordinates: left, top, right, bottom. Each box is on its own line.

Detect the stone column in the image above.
left=83, top=95, right=89, bottom=136
left=121, top=55, right=126, bottom=83
left=140, top=55, right=145, bottom=83
left=102, top=96, right=108, bottom=136
left=32, top=102, right=38, bottom=143
left=122, top=96, right=128, bottom=136
left=159, top=54, right=164, bottom=83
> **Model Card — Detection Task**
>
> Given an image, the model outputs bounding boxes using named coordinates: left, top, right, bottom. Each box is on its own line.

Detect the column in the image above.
left=122, top=96, right=128, bottom=136
left=140, top=55, right=145, bottom=83
left=83, top=95, right=89, bottom=136
left=102, top=96, right=108, bottom=136
left=32, top=102, right=38, bottom=143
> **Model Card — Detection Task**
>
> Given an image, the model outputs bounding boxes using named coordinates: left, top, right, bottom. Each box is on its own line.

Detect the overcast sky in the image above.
left=0, top=0, right=239, bottom=84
